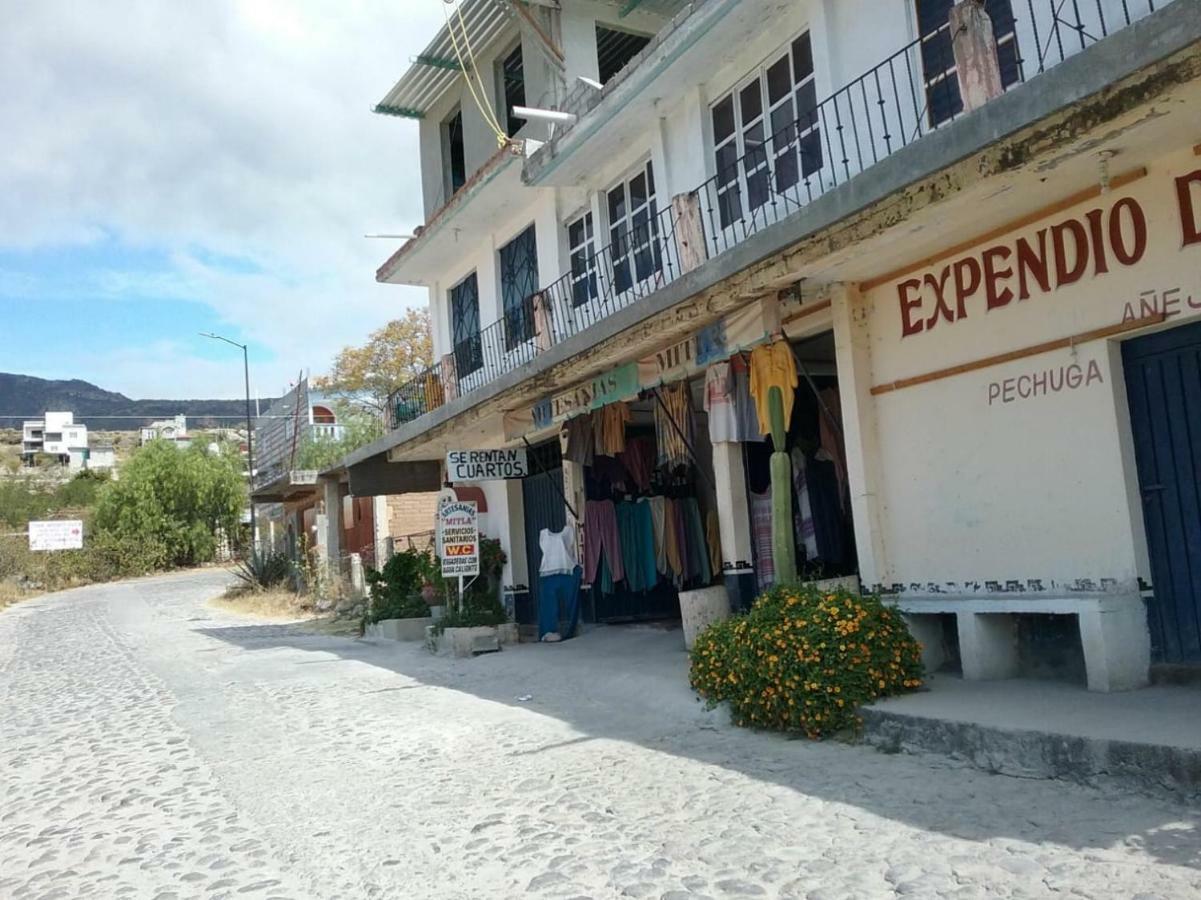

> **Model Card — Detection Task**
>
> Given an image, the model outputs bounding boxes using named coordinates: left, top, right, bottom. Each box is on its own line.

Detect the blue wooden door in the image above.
left=1123, top=320, right=1201, bottom=664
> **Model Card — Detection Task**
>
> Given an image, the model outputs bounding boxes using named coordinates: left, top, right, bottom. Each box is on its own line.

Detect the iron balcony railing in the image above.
left=385, top=0, right=1168, bottom=432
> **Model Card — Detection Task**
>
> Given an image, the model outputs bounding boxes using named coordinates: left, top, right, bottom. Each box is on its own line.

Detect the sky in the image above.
left=0, top=1, right=445, bottom=401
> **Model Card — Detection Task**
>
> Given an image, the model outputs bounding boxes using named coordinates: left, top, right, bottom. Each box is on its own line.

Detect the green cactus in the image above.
left=767, top=386, right=797, bottom=584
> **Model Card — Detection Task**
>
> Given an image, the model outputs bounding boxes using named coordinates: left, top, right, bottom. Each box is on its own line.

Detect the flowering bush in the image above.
left=689, top=584, right=923, bottom=738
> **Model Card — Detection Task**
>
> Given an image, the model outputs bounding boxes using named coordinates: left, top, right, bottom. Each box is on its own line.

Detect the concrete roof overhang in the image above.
left=352, top=0, right=1201, bottom=474
left=251, top=471, right=321, bottom=504
left=376, top=145, right=525, bottom=287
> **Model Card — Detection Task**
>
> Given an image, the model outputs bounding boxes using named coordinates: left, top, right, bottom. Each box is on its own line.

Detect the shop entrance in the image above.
left=521, top=441, right=566, bottom=630
left=1122, top=319, right=1201, bottom=665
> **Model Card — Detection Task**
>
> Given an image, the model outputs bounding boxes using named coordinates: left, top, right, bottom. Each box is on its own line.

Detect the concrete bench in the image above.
left=888, top=594, right=1150, bottom=693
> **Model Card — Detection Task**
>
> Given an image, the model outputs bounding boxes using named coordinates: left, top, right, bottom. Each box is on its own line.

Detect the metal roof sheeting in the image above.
left=375, top=0, right=513, bottom=119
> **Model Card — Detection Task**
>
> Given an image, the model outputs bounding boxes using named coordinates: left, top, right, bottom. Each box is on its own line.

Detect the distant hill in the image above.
left=0, top=373, right=279, bottom=431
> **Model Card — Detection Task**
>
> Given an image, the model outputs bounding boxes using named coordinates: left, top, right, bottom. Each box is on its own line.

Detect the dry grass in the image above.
left=0, top=582, right=30, bottom=612
left=209, top=585, right=316, bottom=621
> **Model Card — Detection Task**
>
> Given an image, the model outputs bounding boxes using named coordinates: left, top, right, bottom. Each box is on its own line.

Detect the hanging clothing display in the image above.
left=706, top=509, right=722, bottom=577
left=583, top=499, right=623, bottom=586
left=616, top=501, right=657, bottom=592
left=730, top=356, right=764, bottom=443
left=790, top=447, right=819, bottom=562
left=539, top=524, right=577, bottom=576
left=751, top=490, right=775, bottom=591
left=538, top=567, right=582, bottom=640
left=654, top=382, right=693, bottom=469
left=562, top=414, right=594, bottom=466
left=593, top=402, right=631, bottom=456
left=682, top=497, right=711, bottom=586
left=818, top=387, right=849, bottom=509
left=703, top=362, right=739, bottom=443
left=646, top=495, right=667, bottom=574
left=663, top=497, right=683, bottom=579
left=807, top=452, right=847, bottom=568
left=619, top=437, right=655, bottom=493
left=749, top=341, right=799, bottom=436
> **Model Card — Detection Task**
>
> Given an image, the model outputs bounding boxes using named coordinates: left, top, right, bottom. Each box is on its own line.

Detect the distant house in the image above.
left=140, top=415, right=190, bottom=447
left=22, top=412, right=88, bottom=470
left=86, top=445, right=116, bottom=471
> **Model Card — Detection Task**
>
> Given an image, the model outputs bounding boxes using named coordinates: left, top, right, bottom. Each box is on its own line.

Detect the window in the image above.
left=567, top=211, right=597, bottom=307
left=442, top=107, right=466, bottom=199
left=710, top=32, right=821, bottom=230
left=917, top=0, right=1020, bottom=126
left=595, top=24, right=651, bottom=84
left=607, top=161, right=661, bottom=294
left=498, top=225, right=539, bottom=350
left=449, top=273, right=482, bottom=376
left=499, top=43, right=526, bottom=136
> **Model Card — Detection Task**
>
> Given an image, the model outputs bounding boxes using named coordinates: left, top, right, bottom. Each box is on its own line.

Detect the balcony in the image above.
left=385, top=0, right=1176, bottom=432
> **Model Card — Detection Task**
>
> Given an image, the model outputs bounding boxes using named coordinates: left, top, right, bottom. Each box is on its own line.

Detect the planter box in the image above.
left=425, top=624, right=519, bottom=658
left=679, top=586, right=731, bottom=650
left=366, top=616, right=433, bottom=642
left=813, top=575, right=861, bottom=596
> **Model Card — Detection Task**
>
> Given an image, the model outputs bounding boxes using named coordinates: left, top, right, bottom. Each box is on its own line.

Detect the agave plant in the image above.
left=233, top=550, right=293, bottom=591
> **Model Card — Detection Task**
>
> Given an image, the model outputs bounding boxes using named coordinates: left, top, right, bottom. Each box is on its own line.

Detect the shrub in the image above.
left=429, top=538, right=508, bottom=633
left=233, top=550, right=293, bottom=592
left=689, top=584, right=924, bottom=739
left=365, top=549, right=434, bottom=622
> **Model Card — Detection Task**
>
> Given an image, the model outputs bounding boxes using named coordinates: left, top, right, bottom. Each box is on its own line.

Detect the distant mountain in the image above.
left=0, top=373, right=279, bottom=431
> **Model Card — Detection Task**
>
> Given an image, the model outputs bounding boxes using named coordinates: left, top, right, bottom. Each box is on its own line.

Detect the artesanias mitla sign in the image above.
left=446, top=448, right=529, bottom=482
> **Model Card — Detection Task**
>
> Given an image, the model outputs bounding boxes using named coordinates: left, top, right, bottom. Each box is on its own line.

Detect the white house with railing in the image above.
left=22, top=412, right=89, bottom=470
left=350, top=0, right=1201, bottom=691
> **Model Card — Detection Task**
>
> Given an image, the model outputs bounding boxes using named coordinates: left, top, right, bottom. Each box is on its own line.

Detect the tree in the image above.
left=92, top=442, right=245, bottom=567
left=314, top=308, right=433, bottom=414
left=294, top=404, right=386, bottom=471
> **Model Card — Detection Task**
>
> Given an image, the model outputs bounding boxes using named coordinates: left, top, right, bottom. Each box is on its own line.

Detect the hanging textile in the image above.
left=818, top=387, right=849, bottom=510
left=593, top=402, right=631, bottom=456
left=663, top=497, right=684, bottom=580
left=539, top=524, right=577, bottom=576
left=562, top=414, right=594, bottom=466
left=634, top=501, right=658, bottom=591
left=749, top=341, right=798, bottom=436
left=682, top=497, right=711, bottom=586
left=705, top=509, right=722, bottom=577
left=703, top=362, right=738, bottom=443
left=538, top=567, right=582, bottom=640
left=807, top=453, right=847, bottom=569
left=750, top=490, right=775, bottom=591
left=619, top=436, right=655, bottom=493
left=583, top=500, right=623, bottom=586
left=672, top=498, right=690, bottom=581
left=790, top=447, right=819, bottom=563
left=645, top=496, right=667, bottom=574
left=731, top=355, right=764, bottom=443
left=654, top=381, right=693, bottom=469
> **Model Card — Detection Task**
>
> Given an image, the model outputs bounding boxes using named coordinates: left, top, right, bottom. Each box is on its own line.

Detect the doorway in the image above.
left=1122, top=320, right=1201, bottom=664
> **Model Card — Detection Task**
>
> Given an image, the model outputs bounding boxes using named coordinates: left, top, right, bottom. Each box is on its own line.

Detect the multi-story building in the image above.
left=140, top=415, right=189, bottom=446
left=343, top=0, right=1201, bottom=689
left=22, top=412, right=89, bottom=469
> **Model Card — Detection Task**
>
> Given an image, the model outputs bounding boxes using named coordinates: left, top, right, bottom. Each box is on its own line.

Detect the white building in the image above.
left=140, top=415, right=189, bottom=446
left=86, top=445, right=116, bottom=471
left=22, top=412, right=89, bottom=470
left=341, top=0, right=1200, bottom=691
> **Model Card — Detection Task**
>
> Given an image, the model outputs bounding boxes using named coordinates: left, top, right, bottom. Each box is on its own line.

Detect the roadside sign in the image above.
left=28, top=520, right=84, bottom=552
left=438, top=501, right=479, bottom=578
left=446, top=448, right=528, bottom=482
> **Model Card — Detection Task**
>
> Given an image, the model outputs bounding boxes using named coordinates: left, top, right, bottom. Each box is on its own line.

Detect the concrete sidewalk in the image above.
left=863, top=675, right=1201, bottom=802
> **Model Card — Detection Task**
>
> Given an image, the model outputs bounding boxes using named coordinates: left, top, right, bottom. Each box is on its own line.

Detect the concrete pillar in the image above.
left=672, top=192, right=708, bottom=274
left=502, top=480, right=529, bottom=590
left=950, top=0, right=1005, bottom=113
left=321, top=477, right=343, bottom=573
left=830, top=284, right=888, bottom=591
left=1078, top=601, right=1151, bottom=692
left=957, top=612, right=1020, bottom=680
left=712, top=441, right=755, bottom=611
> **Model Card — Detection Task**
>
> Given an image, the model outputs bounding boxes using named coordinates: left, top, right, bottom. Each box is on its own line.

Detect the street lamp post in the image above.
left=200, top=332, right=257, bottom=552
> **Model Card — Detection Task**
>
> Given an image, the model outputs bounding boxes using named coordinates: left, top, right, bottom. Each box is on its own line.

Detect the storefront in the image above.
left=851, top=146, right=1201, bottom=689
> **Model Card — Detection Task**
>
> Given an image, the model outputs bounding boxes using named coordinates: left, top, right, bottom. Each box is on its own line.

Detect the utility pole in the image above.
left=201, top=332, right=258, bottom=552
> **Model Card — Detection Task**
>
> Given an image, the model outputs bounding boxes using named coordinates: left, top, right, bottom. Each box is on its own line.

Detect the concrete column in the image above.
left=502, top=480, right=529, bottom=590
left=950, top=0, right=1005, bottom=113
left=321, top=476, right=343, bottom=573
left=957, top=612, right=1020, bottom=680
left=1078, top=601, right=1151, bottom=692
left=830, top=283, right=888, bottom=591
left=712, top=441, right=755, bottom=611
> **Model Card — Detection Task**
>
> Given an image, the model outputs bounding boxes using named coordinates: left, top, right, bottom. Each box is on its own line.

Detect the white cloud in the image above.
left=0, top=0, right=445, bottom=397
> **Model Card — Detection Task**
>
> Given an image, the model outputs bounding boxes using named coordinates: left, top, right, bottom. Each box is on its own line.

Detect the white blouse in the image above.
left=539, top=524, right=577, bottom=576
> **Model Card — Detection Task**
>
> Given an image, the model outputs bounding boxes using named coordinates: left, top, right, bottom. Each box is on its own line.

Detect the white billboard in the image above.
left=28, top=520, right=84, bottom=552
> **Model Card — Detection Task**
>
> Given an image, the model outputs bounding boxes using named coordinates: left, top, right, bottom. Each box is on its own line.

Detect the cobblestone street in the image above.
left=1, top=571, right=1199, bottom=899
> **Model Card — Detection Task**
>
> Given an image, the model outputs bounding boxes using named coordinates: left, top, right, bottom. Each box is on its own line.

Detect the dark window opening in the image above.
left=567, top=212, right=597, bottom=307
left=595, top=24, right=651, bottom=84
left=916, top=0, right=1020, bottom=127
left=443, top=107, right=466, bottom=198
left=450, top=273, right=482, bottom=376
left=501, top=44, right=527, bottom=136
left=499, top=225, right=539, bottom=350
